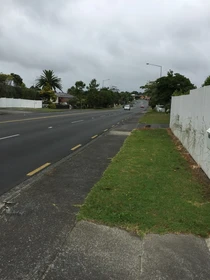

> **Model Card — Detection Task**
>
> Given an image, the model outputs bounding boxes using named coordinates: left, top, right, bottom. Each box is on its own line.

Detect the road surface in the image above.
left=0, top=103, right=146, bottom=195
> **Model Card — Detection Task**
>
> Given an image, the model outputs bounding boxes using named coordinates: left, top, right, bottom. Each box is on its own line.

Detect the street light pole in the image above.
left=102, top=79, right=110, bottom=88
left=146, top=63, right=162, bottom=77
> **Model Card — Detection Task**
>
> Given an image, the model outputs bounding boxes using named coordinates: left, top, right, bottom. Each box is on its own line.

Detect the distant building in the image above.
left=140, top=95, right=150, bottom=100
left=55, top=92, right=74, bottom=104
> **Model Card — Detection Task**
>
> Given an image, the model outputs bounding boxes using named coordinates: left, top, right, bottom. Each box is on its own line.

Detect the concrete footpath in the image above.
left=0, top=112, right=210, bottom=280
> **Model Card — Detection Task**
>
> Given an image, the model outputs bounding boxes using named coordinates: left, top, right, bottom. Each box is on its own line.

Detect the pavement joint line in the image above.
left=27, top=163, right=51, bottom=176
left=0, top=134, right=20, bottom=141
left=71, top=144, right=82, bottom=151
left=91, top=135, right=98, bottom=139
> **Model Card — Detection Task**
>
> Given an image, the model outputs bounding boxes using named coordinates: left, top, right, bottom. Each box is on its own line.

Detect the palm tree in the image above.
left=36, top=70, right=62, bottom=92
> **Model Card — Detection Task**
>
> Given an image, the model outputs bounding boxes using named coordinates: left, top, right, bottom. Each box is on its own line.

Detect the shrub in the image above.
left=48, top=103, right=56, bottom=109
left=0, top=83, right=40, bottom=100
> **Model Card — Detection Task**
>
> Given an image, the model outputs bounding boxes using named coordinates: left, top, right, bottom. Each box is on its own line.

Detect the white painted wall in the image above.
left=170, top=86, right=210, bottom=179
left=0, top=98, right=42, bottom=109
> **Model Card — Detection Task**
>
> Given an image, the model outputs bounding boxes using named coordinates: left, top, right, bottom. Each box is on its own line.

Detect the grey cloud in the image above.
left=0, top=0, right=210, bottom=91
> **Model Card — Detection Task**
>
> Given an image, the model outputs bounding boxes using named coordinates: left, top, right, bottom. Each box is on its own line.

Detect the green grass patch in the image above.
left=78, top=129, right=210, bottom=237
left=140, top=111, right=170, bottom=124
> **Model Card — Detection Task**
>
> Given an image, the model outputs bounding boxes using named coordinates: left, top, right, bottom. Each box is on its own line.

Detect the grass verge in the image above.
left=140, top=110, right=170, bottom=124
left=78, top=129, right=210, bottom=237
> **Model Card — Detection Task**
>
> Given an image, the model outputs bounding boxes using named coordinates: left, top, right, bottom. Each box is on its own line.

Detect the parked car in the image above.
left=155, top=105, right=165, bottom=113
left=124, top=104, right=131, bottom=110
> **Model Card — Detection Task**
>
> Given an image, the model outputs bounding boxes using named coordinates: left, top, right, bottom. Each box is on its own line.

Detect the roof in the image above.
left=55, top=93, right=74, bottom=98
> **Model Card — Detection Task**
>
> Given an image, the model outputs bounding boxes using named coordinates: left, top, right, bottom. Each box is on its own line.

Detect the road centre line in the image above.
left=0, top=108, right=121, bottom=125
left=0, top=112, right=89, bottom=124
left=91, top=135, right=98, bottom=139
left=27, top=163, right=51, bottom=176
left=71, top=144, right=82, bottom=151
left=71, top=120, right=84, bottom=124
left=0, top=134, right=20, bottom=141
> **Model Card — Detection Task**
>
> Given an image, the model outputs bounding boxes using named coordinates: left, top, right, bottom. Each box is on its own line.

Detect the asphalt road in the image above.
left=0, top=102, right=147, bottom=195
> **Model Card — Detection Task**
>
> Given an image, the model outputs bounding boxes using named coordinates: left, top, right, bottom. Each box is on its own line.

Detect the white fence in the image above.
left=170, top=86, right=210, bottom=179
left=0, top=98, right=42, bottom=109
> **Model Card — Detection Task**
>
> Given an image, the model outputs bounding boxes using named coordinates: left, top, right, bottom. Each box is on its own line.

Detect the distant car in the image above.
left=156, top=105, right=165, bottom=113
left=124, top=104, right=131, bottom=110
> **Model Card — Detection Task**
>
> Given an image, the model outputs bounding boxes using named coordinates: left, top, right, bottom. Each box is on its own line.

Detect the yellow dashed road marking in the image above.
left=71, top=144, right=82, bottom=151
left=27, top=163, right=51, bottom=176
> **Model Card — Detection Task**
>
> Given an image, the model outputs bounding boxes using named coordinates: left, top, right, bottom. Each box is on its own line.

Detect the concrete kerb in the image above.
left=206, top=238, right=210, bottom=252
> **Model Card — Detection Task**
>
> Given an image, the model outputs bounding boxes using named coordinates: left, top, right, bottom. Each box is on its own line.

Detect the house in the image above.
left=55, top=92, right=74, bottom=104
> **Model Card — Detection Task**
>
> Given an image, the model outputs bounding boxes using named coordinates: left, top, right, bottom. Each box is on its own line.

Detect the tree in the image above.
left=10, top=73, right=23, bottom=87
left=67, top=86, right=75, bottom=95
left=39, top=83, right=56, bottom=103
left=141, top=70, right=196, bottom=108
left=119, top=91, right=132, bottom=105
left=141, top=81, right=159, bottom=109
left=0, top=73, right=10, bottom=84
left=99, top=88, right=115, bottom=108
left=68, top=81, right=86, bottom=108
left=30, top=85, right=40, bottom=90
left=172, top=89, right=190, bottom=96
left=21, top=83, right=26, bottom=88
left=86, top=84, right=118, bottom=108
left=86, top=79, right=100, bottom=108
left=36, top=70, right=62, bottom=92
left=202, top=76, right=210, bottom=87
left=86, top=79, right=100, bottom=92
left=87, top=87, right=115, bottom=108
left=67, top=78, right=136, bottom=109
left=110, top=86, right=119, bottom=93
left=140, top=81, right=157, bottom=97
left=156, top=70, right=195, bottom=105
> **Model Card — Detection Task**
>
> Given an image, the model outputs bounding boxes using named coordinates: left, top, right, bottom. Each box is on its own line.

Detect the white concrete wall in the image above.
left=0, top=98, right=42, bottom=109
left=170, top=86, right=210, bottom=179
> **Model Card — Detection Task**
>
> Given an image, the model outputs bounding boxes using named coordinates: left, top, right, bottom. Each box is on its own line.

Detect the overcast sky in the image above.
left=0, top=0, right=210, bottom=92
